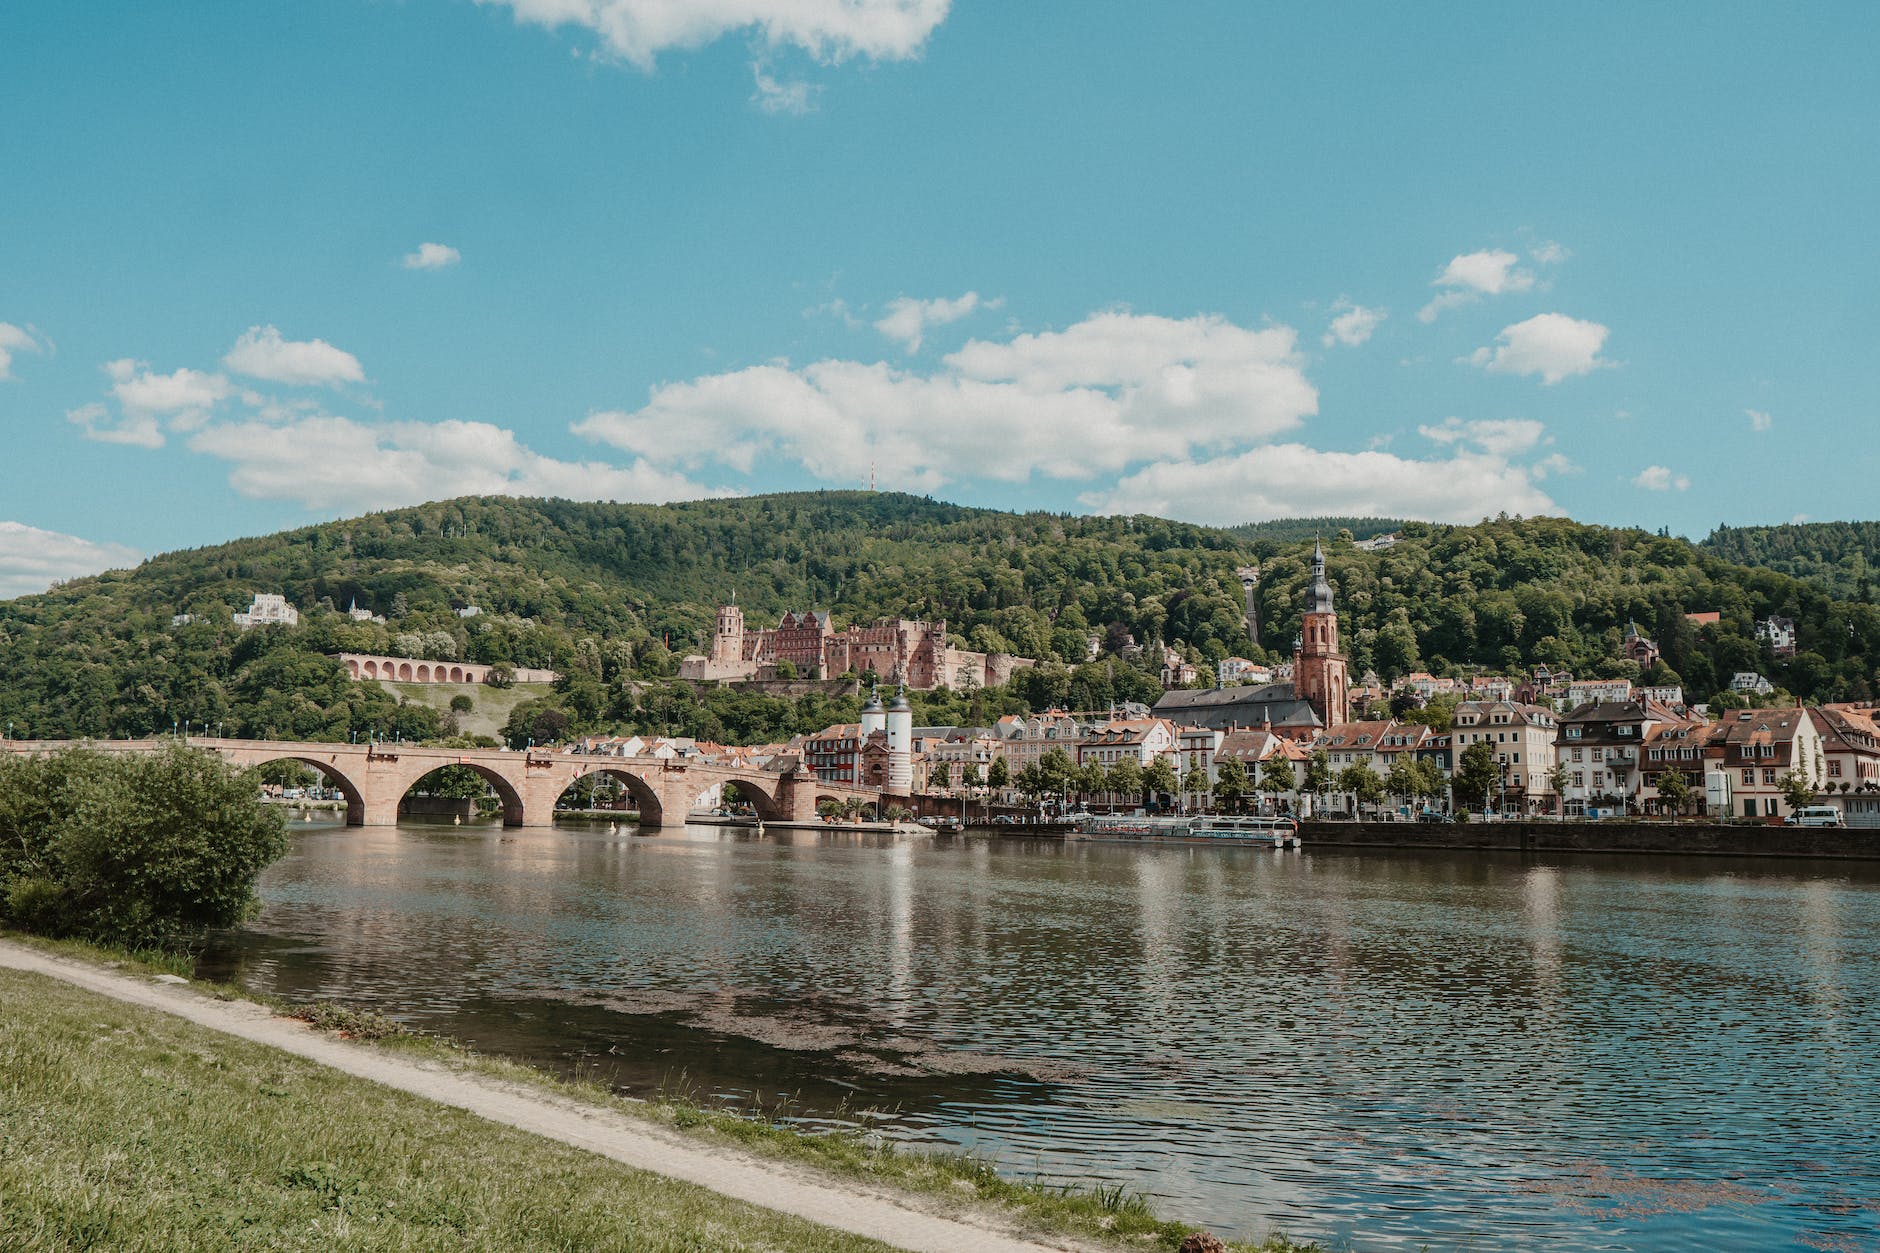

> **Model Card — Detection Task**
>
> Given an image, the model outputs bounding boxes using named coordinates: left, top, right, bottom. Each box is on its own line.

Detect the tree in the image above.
left=1107, top=757, right=1143, bottom=802
left=1777, top=767, right=1816, bottom=813
left=1655, top=768, right=1691, bottom=816
left=1384, top=756, right=1425, bottom=808
left=987, top=755, right=1011, bottom=790
left=0, top=744, right=289, bottom=947
left=1015, top=763, right=1044, bottom=798
left=961, top=761, right=982, bottom=791
left=773, top=659, right=797, bottom=680
left=1337, top=762, right=1386, bottom=811
left=929, top=760, right=951, bottom=790
left=449, top=693, right=474, bottom=713
left=1259, top=754, right=1297, bottom=806
left=1547, top=761, right=1571, bottom=816
left=1038, top=747, right=1076, bottom=798
left=1213, top=756, right=1250, bottom=812
left=485, top=663, right=515, bottom=689
left=1454, top=741, right=1499, bottom=811
left=1303, top=749, right=1334, bottom=800
left=1144, top=757, right=1179, bottom=803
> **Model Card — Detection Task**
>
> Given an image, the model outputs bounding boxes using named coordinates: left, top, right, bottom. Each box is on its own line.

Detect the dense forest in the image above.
left=1701, top=522, right=1880, bottom=601
left=1226, top=516, right=1405, bottom=545
left=1, top=492, right=1875, bottom=747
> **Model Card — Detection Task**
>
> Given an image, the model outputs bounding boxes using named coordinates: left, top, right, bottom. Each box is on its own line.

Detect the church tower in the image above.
left=712, top=597, right=745, bottom=665
left=1293, top=540, right=1349, bottom=727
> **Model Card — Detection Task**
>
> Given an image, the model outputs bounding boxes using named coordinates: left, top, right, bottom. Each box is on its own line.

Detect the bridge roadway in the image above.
left=2, top=737, right=880, bottom=829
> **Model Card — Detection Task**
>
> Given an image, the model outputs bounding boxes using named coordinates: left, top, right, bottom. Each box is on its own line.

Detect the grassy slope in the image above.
left=378, top=679, right=553, bottom=740
left=0, top=966, right=901, bottom=1253
left=0, top=935, right=1319, bottom=1252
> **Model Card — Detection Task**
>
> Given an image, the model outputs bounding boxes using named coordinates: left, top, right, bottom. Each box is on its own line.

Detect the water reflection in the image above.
left=201, top=818, right=1880, bottom=1251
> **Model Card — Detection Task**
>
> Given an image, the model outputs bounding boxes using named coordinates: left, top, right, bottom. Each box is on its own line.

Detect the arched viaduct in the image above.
left=2, top=738, right=880, bottom=829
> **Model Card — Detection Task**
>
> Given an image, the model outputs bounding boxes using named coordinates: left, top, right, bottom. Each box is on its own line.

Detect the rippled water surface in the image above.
left=200, top=820, right=1880, bottom=1251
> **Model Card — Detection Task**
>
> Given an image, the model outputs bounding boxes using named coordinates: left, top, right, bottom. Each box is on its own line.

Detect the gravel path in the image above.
left=0, top=940, right=1100, bottom=1253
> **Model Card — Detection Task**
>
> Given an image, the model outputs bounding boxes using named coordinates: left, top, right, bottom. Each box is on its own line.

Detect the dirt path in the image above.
left=0, top=941, right=1100, bottom=1253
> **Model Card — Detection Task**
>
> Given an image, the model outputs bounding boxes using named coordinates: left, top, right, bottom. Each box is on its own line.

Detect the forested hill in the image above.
left=1227, top=516, right=1406, bottom=545
left=2, top=491, right=1877, bottom=744
left=1701, top=522, right=1880, bottom=601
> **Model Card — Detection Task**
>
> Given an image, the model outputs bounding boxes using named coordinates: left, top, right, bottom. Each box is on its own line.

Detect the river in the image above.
left=197, top=818, right=1880, bottom=1251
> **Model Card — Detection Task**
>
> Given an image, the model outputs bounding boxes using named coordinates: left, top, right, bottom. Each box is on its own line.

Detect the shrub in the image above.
left=449, top=694, right=474, bottom=713
left=0, top=743, right=288, bottom=947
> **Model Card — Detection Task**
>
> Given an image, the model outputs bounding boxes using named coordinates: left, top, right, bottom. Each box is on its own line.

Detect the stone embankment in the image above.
left=1302, top=819, right=1879, bottom=860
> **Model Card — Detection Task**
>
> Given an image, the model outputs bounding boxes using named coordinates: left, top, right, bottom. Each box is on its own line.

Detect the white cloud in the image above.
left=1322, top=300, right=1384, bottom=347
left=1417, top=416, right=1547, bottom=457
left=186, top=414, right=728, bottom=513
left=0, top=521, right=141, bottom=600
left=1531, top=240, right=1569, bottom=265
left=223, top=325, right=366, bottom=387
left=479, top=0, right=951, bottom=70
left=1468, top=313, right=1611, bottom=384
left=1532, top=452, right=1579, bottom=480
left=0, top=323, right=46, bottom=380
left=1632, top=464, right=1690, bottom=492
left=1418, top=249, right=1535, bottom=322
left=752, top=64, right=820, bottom=114
left=66, top=401, right=163, bottom=449
left=1746, top=407, right=1773, bottom=432
left=402, top=242, right=461, bottom=271
left=1083, top=445, right=1559, bottom=526
left=107, top=360, right=233, bottom=431
left=873, top=291, right=996, bottom=351
left=575, top=309, right=1319, bottom=489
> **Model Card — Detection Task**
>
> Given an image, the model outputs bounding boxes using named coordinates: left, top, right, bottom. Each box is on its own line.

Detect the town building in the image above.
left=1756, top=616, right=1798, bottom=658
left=233, top=592, right=298, bottom=629
left=346, top=598, right=386, bottom=624
left=1567, top=677, right=1633, bottom=707
left=1702, top=706, right=1824, bottom=819
left=1077, top=717, right=1181, bottom=769
left=1215, top=657, right=1272, bottom=687
left=1556, top=697, right=1694, bottom=816
left=679, top=600, right=1034, bottom=690
left=1451, top=700, right=1560, bottom=811
left=1621, top=621, right=1660, bottom=670
left=1812, top=704, right=1880, bottom=793
left=1160, top=647, right=1198, bottom=689
left=1731, top=671, right=1775, bottom=696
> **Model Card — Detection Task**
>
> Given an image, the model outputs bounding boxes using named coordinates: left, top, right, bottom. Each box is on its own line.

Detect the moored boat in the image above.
left=1069, top=813, right=1301, bottom=848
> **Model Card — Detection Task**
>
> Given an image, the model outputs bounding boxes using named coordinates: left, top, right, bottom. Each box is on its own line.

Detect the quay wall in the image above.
left=1301, top=820, right=1880, bottom=861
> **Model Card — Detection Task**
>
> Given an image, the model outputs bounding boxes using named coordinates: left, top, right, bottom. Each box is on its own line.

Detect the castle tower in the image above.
left=860, top=685, right=887, bottom=740
left=885, top=685, right=914, bottom=794
left=712, top=598, right=745, bottom=665
left=1292, top=540, right=1349, bottom=727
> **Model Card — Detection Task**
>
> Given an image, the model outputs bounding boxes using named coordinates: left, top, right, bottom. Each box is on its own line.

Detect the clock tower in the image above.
left=1293, top=540, right=1349, bottom=727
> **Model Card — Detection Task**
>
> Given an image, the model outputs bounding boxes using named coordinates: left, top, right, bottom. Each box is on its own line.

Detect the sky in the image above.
left=2, top=1, right=1876, bottom=597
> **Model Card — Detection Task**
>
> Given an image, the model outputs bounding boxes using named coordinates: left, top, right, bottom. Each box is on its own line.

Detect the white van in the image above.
left=1789, top=805, right=1845, bottom=828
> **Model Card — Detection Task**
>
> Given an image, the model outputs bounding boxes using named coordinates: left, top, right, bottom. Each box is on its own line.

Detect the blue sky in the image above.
left=2, top=1, right=1876, bottom=595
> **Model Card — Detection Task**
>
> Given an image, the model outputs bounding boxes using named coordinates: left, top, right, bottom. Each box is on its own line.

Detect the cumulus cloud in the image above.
left=1531, top=240, right=1569, bottom=265
left=186, top=414, right=728, bottom=513
left=574, top=309, right=1319, bottom=490
left=223, top=325, right=366, bottom=387
left=65, top=401, right=163, bottom=449
left=873, top=291, right=996, bottom=351
left=1746, top=407, right=1773, bottom=432
left=1322, top=300, right=1384, bottom=347
left=1418, top=249, right=1535, bottom=322
left=0, top=323, right=47, bottom=380
left=103, top=359, right=234, bottom=435
left=0, top=521, right=141, bottom=600
left=479, top=0, right=951, bottom=69
left=1083, top=445, right=1559, bottom=526
left=1633, top=464, right=1690, bottom=492
left=1417, top=416, right=1547, bottom=457
left=752, top=64, right=820, bottom=113
left=1468, top=313, right=1612, bottom=384
left=402, top=242, right=461, bottom=271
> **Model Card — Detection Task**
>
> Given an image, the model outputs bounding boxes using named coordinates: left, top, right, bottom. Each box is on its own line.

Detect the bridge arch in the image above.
left=395, top=761, right=525, bottom=826
left=559, top=765, right=666, bottom=827
left=691, top=774, right=783, bottom=822
left=240, top=752, right=372, bottom=827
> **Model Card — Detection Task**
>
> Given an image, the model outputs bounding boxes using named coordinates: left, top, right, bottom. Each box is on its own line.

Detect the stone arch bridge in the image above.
left=3, top=738, right=881, bottom=829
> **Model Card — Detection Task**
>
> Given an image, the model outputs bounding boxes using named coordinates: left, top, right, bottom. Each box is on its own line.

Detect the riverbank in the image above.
left=0, top=937, right=1312, bottom=1253
left=1300, top=817, right=1880, bottom=860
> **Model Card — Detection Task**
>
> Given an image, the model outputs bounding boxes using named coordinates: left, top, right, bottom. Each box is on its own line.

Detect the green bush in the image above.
left=0, top=743, right=288, bottom=947
left=449, top=693, right=474, bottom=713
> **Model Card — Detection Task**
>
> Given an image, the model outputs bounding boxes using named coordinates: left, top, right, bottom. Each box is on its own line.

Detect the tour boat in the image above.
left=1069, top=813, right=1301, bottom=849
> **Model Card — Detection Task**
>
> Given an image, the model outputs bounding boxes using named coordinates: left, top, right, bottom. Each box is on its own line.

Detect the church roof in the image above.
left=1151, top=684, right=1323, bottom=732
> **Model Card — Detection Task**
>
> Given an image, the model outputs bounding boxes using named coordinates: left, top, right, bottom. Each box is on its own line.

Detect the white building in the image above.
left=233, top=593, right=298, bottom=629
left=1216, top=657, right=1273, bottom=687
left=1731, top=671, right=1775, bottom=696
left=1567, top=678, right=1633, bottom=707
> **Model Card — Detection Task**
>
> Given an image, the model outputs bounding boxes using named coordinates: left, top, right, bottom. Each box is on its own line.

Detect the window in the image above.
left=1742, top=768, right=1755, bottom=785
left=1763, top=769, right=1777, bottom=786
left=1572, top=771, right=1584, bottom=787
left=1572, top=748, right=1583, bottom=763
left=1592, top=748, right=1605, bottom=762
left=1829, top=761, right=1843, bottom=778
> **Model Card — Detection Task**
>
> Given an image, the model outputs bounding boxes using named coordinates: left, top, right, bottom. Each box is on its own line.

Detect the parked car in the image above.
left=1789, top=805, right=1846, bottom=828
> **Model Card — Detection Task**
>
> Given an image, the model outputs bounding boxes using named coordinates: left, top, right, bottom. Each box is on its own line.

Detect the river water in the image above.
left=198, top=818, right=1880, bottom=1251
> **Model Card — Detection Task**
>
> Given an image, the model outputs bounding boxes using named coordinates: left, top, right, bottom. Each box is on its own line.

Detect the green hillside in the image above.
left=1701, top=522, right=1880, bottom=601
left=1, top=492, right=1876, bottom=748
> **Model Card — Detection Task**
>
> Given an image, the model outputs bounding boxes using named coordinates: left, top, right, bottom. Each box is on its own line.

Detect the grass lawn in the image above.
left=0, top=968, right=898, bottom=1253
left=377, top=679, right=553, bottom=740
